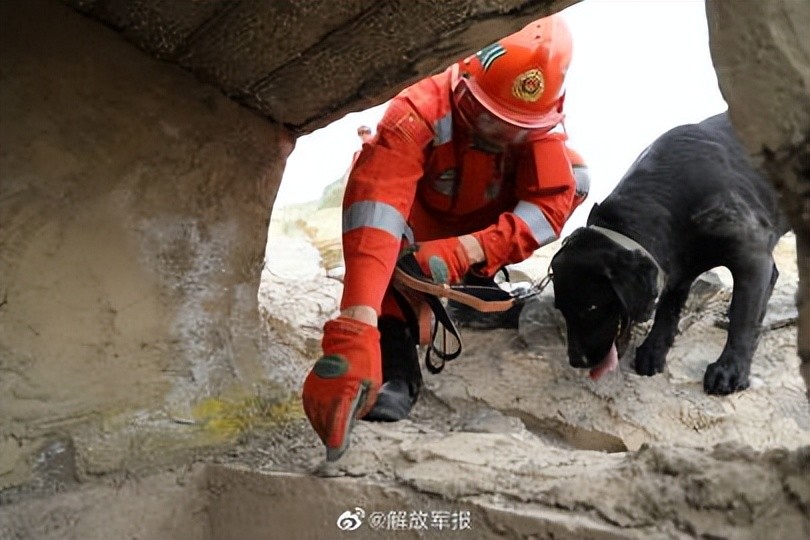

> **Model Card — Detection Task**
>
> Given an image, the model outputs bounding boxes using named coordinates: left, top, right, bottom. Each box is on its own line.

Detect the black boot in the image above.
left=363, top=316, right=422, bottom=422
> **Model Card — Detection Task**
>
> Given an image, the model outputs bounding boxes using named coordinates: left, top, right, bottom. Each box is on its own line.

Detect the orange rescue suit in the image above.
left=341, top=67, right=587, bottom=315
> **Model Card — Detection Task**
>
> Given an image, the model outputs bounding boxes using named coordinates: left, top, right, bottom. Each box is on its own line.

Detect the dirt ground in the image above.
left=2, top=202, right=808, bottom=539
left=252, top=204, right=810, bottom=538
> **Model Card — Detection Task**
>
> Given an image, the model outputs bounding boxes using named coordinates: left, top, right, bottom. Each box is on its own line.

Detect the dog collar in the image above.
left=588, top=225, right=667, bottom=299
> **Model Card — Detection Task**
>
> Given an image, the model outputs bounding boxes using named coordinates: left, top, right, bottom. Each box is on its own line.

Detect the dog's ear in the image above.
left=606, top=249, right=659, bottom=322
left=550, top=228, right=584, bottom=274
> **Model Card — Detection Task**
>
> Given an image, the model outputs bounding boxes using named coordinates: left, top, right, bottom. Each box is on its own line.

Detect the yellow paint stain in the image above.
left=192, top=392, right=304, bottom=441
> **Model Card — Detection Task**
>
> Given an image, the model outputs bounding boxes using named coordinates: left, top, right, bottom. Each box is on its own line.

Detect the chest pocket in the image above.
left=419, top=143, right=457, bottom=212
left=452, top=147, right=505, bottom=215
left=420, top=140, right=512, bottom=216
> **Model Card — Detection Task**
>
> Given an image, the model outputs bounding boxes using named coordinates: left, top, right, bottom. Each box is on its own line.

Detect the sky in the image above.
left=274, top=0, right=728, bottom=234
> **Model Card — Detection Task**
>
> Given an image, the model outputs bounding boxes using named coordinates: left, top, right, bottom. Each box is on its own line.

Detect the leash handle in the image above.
left=391, top=254, right=554, bottom=374
left=393, top=267, right=517, bottom=313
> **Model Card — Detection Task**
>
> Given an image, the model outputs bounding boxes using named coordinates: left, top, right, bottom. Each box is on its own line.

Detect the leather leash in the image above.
left=392, top=254, right=553, bottom=373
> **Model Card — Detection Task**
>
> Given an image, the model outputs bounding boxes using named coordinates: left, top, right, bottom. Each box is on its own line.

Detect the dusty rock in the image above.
left=1, top=465, right=210, bottom=540
left=707, top=0, right=810, bottom=397
left=0, top=0, right=294, bottom=490
left=62, top=0, right=582, bottom=133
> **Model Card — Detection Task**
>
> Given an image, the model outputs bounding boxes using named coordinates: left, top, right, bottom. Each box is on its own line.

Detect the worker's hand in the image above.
left=302, top=316, right=382, bottom=461
left=409, top=236, right=480, bottom=285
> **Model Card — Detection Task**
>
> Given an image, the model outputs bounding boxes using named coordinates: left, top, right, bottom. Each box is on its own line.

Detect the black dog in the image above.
left=550, top=113, right=790, bottom=394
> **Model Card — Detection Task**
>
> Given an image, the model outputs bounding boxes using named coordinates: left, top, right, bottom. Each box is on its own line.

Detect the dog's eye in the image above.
left=578, top=304, right=601, bottom=320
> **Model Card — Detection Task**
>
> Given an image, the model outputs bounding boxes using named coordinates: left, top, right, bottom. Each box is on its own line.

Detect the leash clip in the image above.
left=516, top=267, right=554, bottom=300
left=534, top=270, right=553, bottom=293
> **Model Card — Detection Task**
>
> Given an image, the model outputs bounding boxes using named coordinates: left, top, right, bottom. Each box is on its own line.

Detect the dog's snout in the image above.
left=569, top=355, right=588, bottom=368
left=567, top=340, right=589, bottom=368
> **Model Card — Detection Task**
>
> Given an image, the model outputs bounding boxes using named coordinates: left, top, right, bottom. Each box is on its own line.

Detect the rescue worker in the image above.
left=302, top=14, right=590, bottom=460
left=350, top=125, right=374, bottom=170
left=356, top=124, right=373, bottom=144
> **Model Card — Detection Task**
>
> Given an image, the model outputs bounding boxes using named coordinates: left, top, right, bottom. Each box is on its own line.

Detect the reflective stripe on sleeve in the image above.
left=513, top=201, right=558, bottom=246
left=343, top=200, right=414, bottom=243
left=573, top=165, right=591, bottom=198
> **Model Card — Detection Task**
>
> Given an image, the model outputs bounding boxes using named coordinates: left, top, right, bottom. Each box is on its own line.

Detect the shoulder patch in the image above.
left=379, top=99, right=433, bottom=148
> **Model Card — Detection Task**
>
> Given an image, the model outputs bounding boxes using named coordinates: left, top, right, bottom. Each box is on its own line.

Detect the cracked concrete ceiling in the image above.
left=64, top=0, right=579, bottom=134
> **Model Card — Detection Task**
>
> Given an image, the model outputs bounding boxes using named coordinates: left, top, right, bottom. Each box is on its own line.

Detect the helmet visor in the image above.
left=453, top=77, right=564, bottom=145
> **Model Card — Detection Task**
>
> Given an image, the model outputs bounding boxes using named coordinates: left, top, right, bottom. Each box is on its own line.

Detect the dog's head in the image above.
left=550, top=228, right=659, bottom=380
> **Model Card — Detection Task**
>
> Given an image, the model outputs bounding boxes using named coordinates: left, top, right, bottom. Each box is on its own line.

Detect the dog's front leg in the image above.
left=634, top=280, right=692, bottom=376
left=704, top=258, right=778, bottom=394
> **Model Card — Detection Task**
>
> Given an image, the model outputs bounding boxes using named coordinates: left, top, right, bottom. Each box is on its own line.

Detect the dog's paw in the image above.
left=633, top=341, right=667, bottom=376
left=703, top=360, right=750, bottom=395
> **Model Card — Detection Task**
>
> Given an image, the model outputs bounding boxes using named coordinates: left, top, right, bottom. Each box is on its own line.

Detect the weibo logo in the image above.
left=336, top=507, right=365, bottom=531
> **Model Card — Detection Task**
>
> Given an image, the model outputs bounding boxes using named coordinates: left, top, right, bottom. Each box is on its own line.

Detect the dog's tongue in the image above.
left=589, top=342, right=619, bottom=381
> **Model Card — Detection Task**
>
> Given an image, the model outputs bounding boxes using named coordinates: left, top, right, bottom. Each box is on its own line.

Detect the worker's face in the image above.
left=472, top=111, right=530, bottom=146
left=453, top=83, right=533, bottom=147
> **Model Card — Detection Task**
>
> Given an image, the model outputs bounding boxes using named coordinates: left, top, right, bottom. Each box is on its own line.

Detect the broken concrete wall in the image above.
left=706, top=0, right=810, bottom=396
left=0, top=0, right=293, bottom=488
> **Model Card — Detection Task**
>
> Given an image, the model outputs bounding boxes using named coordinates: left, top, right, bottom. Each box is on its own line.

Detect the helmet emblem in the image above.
left=512, top=69, right=545, bottom=102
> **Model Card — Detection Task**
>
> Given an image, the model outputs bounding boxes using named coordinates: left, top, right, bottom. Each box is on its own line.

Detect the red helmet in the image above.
left=452, top=14, right=573, bottom=144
